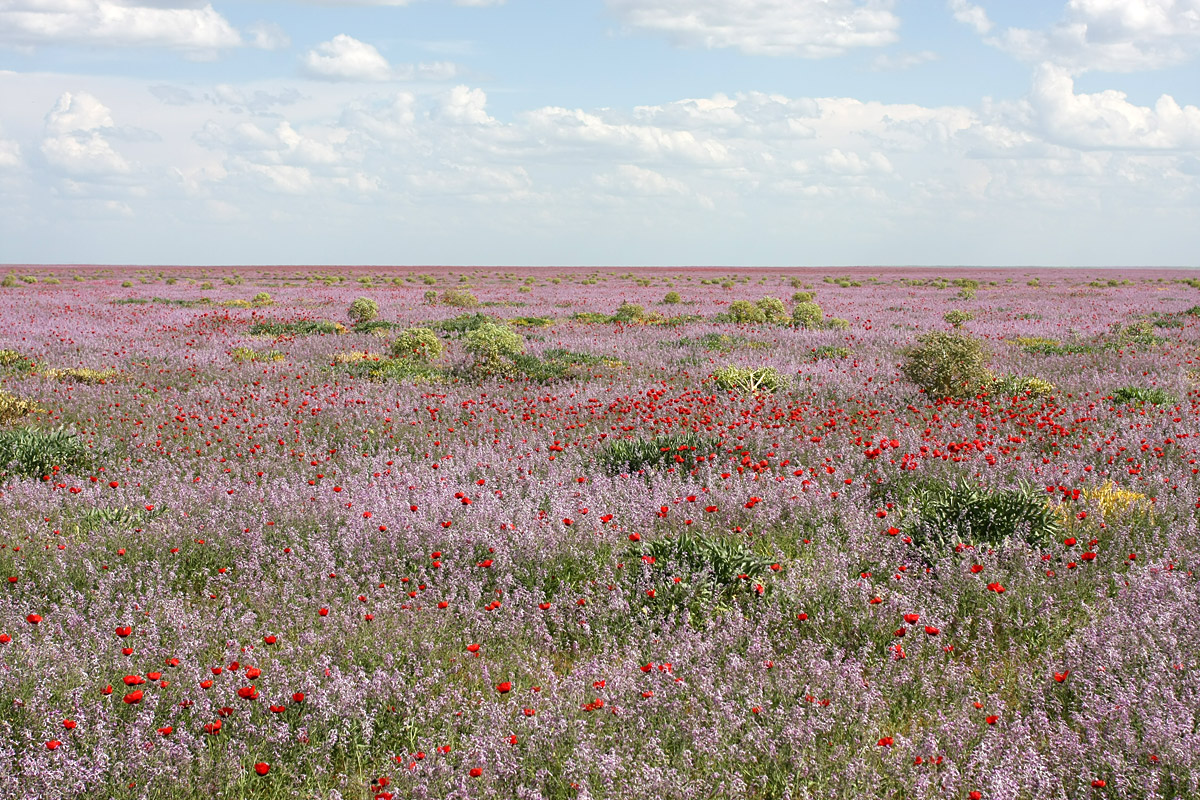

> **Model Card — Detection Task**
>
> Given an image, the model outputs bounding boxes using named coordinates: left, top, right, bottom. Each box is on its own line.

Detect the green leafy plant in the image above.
left=612, top=302, right=646, bottom=323
left=1110, top=387, right=1175, bottom=405
left=0, top=392, right=43, bottom=425
left=249, top=320, right=342, bottom=336
left=901, top=331, right=993, bottom=399
left=595, top=432, right=718, bottom=476
left=464, top=322, right=525, bottom=375
left=810, top=345, right=851, bottom=360
left=0, top=427, right=93, bottom=478
left=712, top=365, right=784, bottom=394
left=441, top=289, right=479, bottom=308
left=0, top=349, right=38, bottom=375
left=724, top=300, right=767, bottom=324
left=348, top=297, right=379, bottom=324
left=389, top=328, right=442, bottom=363
left=944, top=310, right=974, bottom=327
left=791, top=301, right=824, bottom=329
left=990, top=375, right=1056, bottom=398
left=755, top=296, right=789, bottom=323
left=662, top=291, right=681, bottom=305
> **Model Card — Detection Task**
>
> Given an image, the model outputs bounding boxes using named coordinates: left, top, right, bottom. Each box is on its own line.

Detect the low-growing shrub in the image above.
left=0, top=427, right=93, bottom=478
left=0, top=349, right=38, bottom=375
left=441, top=289, right=479, bottom=308
left=1110, top=386, right=1175, bottom=405
left=464, top=322, right=525, bottom=375
left=390, top=328, right=442, bottom=363
left=902, top=331, right=992, bottom=399
left=791, top=291, right=814, bottom=302
left=44, top=368, right=120, bottom=384
left=595, top=432, right=718, bottom=475
left=251, top=292, right=272, bottom=306
left=725, top=300, right=767, bottom=324
left=249, top=320, right=342, bottom=337
left=990, top=375, right=1056, bottom=398
left=712, top=365, right=785, bottom=394
left=823, top=317, right=850, bottom=330
left=944, top=309, right=974, bottom=327
left=0, top=391, right=43, bottom=425
left=792, top=301, right=824, bottom=329
left=810, top=345, right=851, bottom=360
left=436, top=313, right=494, bottom=335
left=231, top=347, right=285, bottom=364
left=612, top=302, right=646, bottom=323
left=662, top=291, right=681, bottom=304
left=348, top=297, right=379, bottom=324
left=755, top=296, right=789, bottom=324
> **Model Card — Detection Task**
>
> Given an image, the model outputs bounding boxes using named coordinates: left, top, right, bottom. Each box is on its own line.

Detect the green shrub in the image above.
left=390, top=327, right=442, bottom=363
left=0, top=350, right=38, bottom=375
left=423, top=290, right=438, bottom=304
left=436, top=313, right=493, bottom=335
left=0, top=427, right=93, bottom=478
left=791, top=291, right=814, bottom=303
left=231, top=347, right=284, bottom=364
left=595, top=432, right=717, bottom=475
left=352, top=320, right=394, bottom=335
left=900, top=478, right=1061, bottom=560
left=251, top=292, right=273, bottom=306
left=901, top=331, right=992, bottom=399
left=990, top=375, right=1056, bottom=398
left=810, top=345, right=851, bottom=360
left=725, top=300, right=767, bottom=324
left=0, top=392, right=43, bottom=425
left=944, top=309, right=974, bottom=327
left=0, top=275, right=18, bottom=288
left=791, top=302, right=824, bottom=329
left=756, top=296, right=788, bottom=323
left=1110, top=387, right=1175, bottom=405
left=1109, top=321, right=1164, bottom=348
left=662, top=291, right=681, bottom=305
left=348, top=297, right=379, bottom=324
left=712, top=365, right=785, bottom=394
left=823, top=317, right=850, bottom=330
left=464, top=322, right=524, bottom=374
left=441, top=289, right=479, bottom=308
left=361, top=359, right=445, bottom=384
left=612, top=302, right=646, bottom=323
left=249, top=320, right=342, bottom=336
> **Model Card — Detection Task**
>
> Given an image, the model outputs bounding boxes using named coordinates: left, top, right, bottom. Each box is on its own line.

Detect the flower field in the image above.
left=1, top=267, right=1198, bottom=800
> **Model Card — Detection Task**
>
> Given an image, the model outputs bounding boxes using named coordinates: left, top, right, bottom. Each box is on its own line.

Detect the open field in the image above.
left=1, top=266, right=1198, bottom=799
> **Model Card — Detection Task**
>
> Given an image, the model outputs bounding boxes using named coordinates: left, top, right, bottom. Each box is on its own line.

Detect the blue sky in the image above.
left=1, top=0, right=1198, bottom=266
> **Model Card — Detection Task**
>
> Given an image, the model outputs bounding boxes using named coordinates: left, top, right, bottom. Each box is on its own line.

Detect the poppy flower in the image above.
left=1054, top=671, right=1070, bottom=683
left=237, top=686, right=259, bottom=700
left=63, top=720, right=76, bottom=730
left=466, top=643, right=480, bottom=653
left=263, top=635, right=277, bottom=645
left=115, top=626, right=132, bottom=637
left=204, top=721, right=222, bottom=735
left=46, top=740, right=62, bottom=750
left=496, top=681, right=512, bottom=694
left=292, top=692, right=305, bottom=704
left=469, top=768, right=483, bottom=778
left=1092, top=780, right=1106, bottom=788
left=123, top=690, right=143, bottom=704
left=877, top=736, right=893, bottom=747
left=26, top=614, right=41, bottom=625
left=0, top=634, right=10, bottom=644
left=969, top=793, right=982, bottom=800
left=538, top=602, right=551, bottom=610
left=254, top=763, right=270, bottom=776
left=157, top=726, right=173, bottom=736
left=924, top=626, right=940, bottom=636
left=985, top=715, right=998, bottom=725
left=903, top=613, right=920, bottom=624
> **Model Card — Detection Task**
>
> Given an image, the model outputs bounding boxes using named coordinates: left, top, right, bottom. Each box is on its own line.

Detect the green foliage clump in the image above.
left=756, top=296, right=789, bottom=323
left=508, top=316, right=553, bottom=328
left=791, top=301, right=824, bottom=329
left=725, top=300, right=767, bottom=324
left=249, top=320, right=342, bottom=337
left=464, top=322, right=525, bottom=375
left=1109, top=321, right=1164, bottom=348
left=348, top=297, right=379, bottom=324
left=902, top=331, right=992, bottom=399
left=44, top=368, right=120, bottom=384
left=0, top=392, right=43, bottom=425
left=1110, top=387, right=1175, bottom=405
left=390, top=328, right=442, bottom=363
left=231, top=347, right=284, bottom=364
left=0, top=275, right=19, bottom=288
left=441, top=289, right=479, bottom=308
left=712, top=365, right=785, bottom=394
left=0, top=427, right=93, bottom=479
left=990, top=375, right=1057, bottom=398
left=791, top=291, right=814, bottom=303
left=824, top=317, right=850, bottom=330
left=662, top=291, right=682, bottom=305
left=571, top=312, right=614, bottom=324
left=423, top=290, right=438, bottom=305
left=0, top=350, right=38, bottom=375
left=944, top=309, right=974, bottom=327
left=810, top=345, right=851, bottom=360
left=595, top=432, right=717, bottom=476
left=435, top=313, right=494, bottom=335
left=251, top=292, right=273, bottom=306
left=612, top=302, right=646, bottom=323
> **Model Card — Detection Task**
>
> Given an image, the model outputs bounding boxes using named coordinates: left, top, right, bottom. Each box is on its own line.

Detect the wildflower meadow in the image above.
left=1, top=266, right=1198, bottom=800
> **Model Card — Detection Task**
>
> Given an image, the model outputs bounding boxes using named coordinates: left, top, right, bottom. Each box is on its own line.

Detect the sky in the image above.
left=0, top=0, right=1198, bottom=267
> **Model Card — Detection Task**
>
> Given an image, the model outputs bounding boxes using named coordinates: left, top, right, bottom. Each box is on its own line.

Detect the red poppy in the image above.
left=924, top=626, right=940, bottom=636
left=903, top=613, right=920, bottom=624
left=254, top=763, right=270, bottom=776
left=466, top=643, right=480, bottom=653
left=123, top=690, right=143, bottom=704
left=292, top=692, right=305, bottom=703
left=46, top=740, right=62, bottom=750
left=878, top=736, right=893, bottom=747
left=115, top=626, right=132, bottom=637
left=63, top=719, right=76, bottom=730
left=469, top=768, right=483, bottom=778
left=237, top=686, right=259, bottom=700
left=26, top=614, right=41, bottom=625
left=1054, top=671, right=1070, bottom=683
left=496, top=681, right=512, bottom=694
left=157, top=726, right=173, bottom=736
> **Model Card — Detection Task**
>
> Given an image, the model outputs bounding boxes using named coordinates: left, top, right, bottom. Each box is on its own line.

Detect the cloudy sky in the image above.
left=1, top=0, right=1198, bottom=266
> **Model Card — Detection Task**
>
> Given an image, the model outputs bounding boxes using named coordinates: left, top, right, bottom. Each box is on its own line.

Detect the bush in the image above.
left=810, top=345, right=851, bottom=360
left=423, top=290, right=438, bottom=305
left=902, top=331, right=992, bottom=399
left=662, top=291, right=681, bottom=305
left=1110, top=387, right=1175, bottom=405
left=756, top=296, right=789, bottom=323
left=348, top=297, right=379, bottom=324
left=0, top=392, right=43, bottom=425
left=824, top=317, right=850, bottom=330
left=712, top=365, right=785, bottom=394
left=612, top=302, right=646, bottom=323
left=441, top=289, right=479, bottom=308
left=726, top=300, right=767, bottom=324
left=251, top=292, right=272, bottom=306
left=390, top=328, right=442, bottom=363
left=436, top=313, right=494, bottom=335
left=0, top=427, right=93, bottom=478
left=791, top=302, right=824, bottom=329
left=44, top=368, right=120, bottom=384
left=791, top=291, right=814, bottom=303
left=464, top=322, right=524, bottom=374
left=0, top=274, right=18, bottom=288
left=231, top=347, right=284, bottom=364
left=249, top=320, right=341, bottom=337
left=944, top=309, right=973, bottom=327
left=0, top=349, right=38, bottom=375
left=595, top=432, right=717, bottom=475
left=990, top=375, right=1056, bottom=398
left=902, top=478, right=1061, bottom=559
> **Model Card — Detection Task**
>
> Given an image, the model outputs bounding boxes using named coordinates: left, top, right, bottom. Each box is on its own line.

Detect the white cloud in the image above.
left=44, top=91, right=113, bottom=135
left=1030, top=62, right=1200, bottom=149
left=0, top=136, right=20, bottom=169
left=40, top=91, right=130, bottom=176
left=437, top=85, right=494, bottom=124
left=956, top=0, right=1200, bottom=73
left=872, top=50, right=938, bottom=70
left=303, top=34, right=393, bottom=81
left=0, top=1, right=242, bottom=51
left=948, top=0, right=993, bottom=35
left=596, top=164, right=691, bottom=196
left=247, top=21, right=290, bottom=51
left=607, top=0, right=899, bottom=57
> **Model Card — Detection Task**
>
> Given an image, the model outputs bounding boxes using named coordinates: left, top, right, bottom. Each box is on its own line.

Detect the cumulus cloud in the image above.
left=40, top=91, right=130, bottom=176
left=872, top=50, right=938, bottom=70
left=0, top=1, right=242, bottom=51
left=1030, top=62, right=1200, bottom=149
left=607, top=0, right=899, bottom=57
left=0, top=136, right=20, bottom=169
left=303, top=34, right=394, bottom=81
left=954, top=0, right=1200, bottom=73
